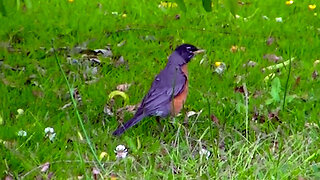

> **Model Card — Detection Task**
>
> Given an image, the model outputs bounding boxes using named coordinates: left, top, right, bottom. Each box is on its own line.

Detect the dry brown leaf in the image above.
left=268, top=110, right=281, bottom=123
left=230, top=45, right=238, bottom=53
left=210, top=114, right=220, bottom=125
left=92, top=167, right=100, bottom=180
left=243, top=60, right=257, bottom=67
left=40, top=162, right=50, bottom=173
left=116, top=104, right=138, bottom=114
left=103, top=104, right=114, bottom=116
left=5, top=175, right=14, bottom=180
left=312, top=70, right=319, bottom=79
left=32, top=90, right=44, bottom=98
left=266, top=37, right=275, bottom=46
left=263, top=54, right=283, bottom=63
left=116, top=83, right=131, bottom=91
left=47, top=172, right=54, bottom=180
left=234, top=86, right=244, bottom=94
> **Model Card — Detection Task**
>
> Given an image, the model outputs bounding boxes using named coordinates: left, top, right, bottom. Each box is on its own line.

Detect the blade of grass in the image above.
left=175, top=0, right=187, bottom=12
left=282, top=56, right=292, bottom=110
left=0, top=0, right=6, bottom=16
left=202, top=0, right=212, bottom=12
left=52, top=41, right=106, bottom=174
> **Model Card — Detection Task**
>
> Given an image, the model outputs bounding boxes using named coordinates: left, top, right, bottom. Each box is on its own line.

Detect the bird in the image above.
left=113, top=44, right=204, bottom=136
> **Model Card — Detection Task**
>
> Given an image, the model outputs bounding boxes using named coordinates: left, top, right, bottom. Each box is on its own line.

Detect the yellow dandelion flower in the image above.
left=159, top=1, right=177, bottom=8
left=308, top=4, right=316, bottom=10
left=122, top=13, right=127, bottom=18
left=68, top=0, right=74, bottom=2
left=215, top=62, right=221, bottom=67
left=285, top=1, right=293, bottom=5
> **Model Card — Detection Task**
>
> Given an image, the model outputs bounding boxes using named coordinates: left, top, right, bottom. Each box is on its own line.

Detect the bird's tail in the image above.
left=112, top=113, right=145, bottom=136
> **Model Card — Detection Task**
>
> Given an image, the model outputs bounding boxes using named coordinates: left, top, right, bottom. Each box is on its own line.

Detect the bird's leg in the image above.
left=155, top=116, right=164, bottom=132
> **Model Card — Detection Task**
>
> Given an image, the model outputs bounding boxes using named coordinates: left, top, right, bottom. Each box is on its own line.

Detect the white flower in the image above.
left=214, top=62, right=226, bottom=74
left=199, top=148, right=211, bottom=160
left=114, top=145, right=128, bottom=159
left=44, top=127, right=56, bottom=141
left=262, top=15, right=269, bottom=20
left=17, top=130, right=27, bottom=137
left=275, top=17, right=283, bottom=22
left=44, top=127, right=54, bottom=134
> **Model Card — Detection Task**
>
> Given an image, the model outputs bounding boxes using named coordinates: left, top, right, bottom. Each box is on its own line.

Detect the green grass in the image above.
left=1, top=0, right=320, bottom=179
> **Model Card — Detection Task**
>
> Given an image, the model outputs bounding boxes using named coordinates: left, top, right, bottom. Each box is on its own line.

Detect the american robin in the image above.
left=113, top=44, right=204, bottom=136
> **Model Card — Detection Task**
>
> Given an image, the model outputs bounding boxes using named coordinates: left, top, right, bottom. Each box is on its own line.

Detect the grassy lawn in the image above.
left=0, top=0, right=320, bottom=179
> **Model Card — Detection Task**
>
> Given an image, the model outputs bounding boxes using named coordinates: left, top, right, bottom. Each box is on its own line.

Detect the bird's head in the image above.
left=174, top=44, right=205, bottom=63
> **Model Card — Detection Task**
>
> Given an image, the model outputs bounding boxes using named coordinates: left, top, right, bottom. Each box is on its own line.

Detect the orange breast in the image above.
left=172, top=64, right=188, bottom=115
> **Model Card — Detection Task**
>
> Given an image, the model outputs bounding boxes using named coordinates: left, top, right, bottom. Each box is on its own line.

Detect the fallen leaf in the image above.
left=40, top=162, right=50, bottom=173
left=110, top=174, right=117, bottom=180
left=243, top=60, right=257, bottom=67
left=73, top=88, right=82, bottom=102
left=253, top=90, right=263, bottom=98
left=312, top=70, right=318, bottom=79
left=252, top=106, right=265, bottom=123
left=116, top=104, right=139, bottom=114
left=116, top=83, right=131, bottom=91
left=210, top=114, right=220, bottom=125
left=230, top=45, right=245, bottom=53
left=234, top=86, right=244, bottom=94
left=32, top=90, right=44, bottom=98
left=294, top=76, right=301, bottom=88
left=266, top=37, right=275, bottom=46
left=5, top=175, right=14, bottom=180
left=92, top=167, right=100, bottom=180
left=268, top=110, right=280, bottom=122
left=263, top=54, right=283, bottom=63
left=114, top=56, right=128, bottom=68
left=47, top=172, right=54, bottom=180
left=103, top=104, right=114, bottom=116
left=230, top=45, right=238, bottom=53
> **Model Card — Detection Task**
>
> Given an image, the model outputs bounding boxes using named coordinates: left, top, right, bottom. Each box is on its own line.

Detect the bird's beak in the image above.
left=193, top=49, right=205, bottom=55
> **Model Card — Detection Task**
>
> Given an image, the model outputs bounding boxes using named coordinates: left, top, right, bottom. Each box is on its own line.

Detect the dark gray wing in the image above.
left=136, top=65, right=187, bottom=117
